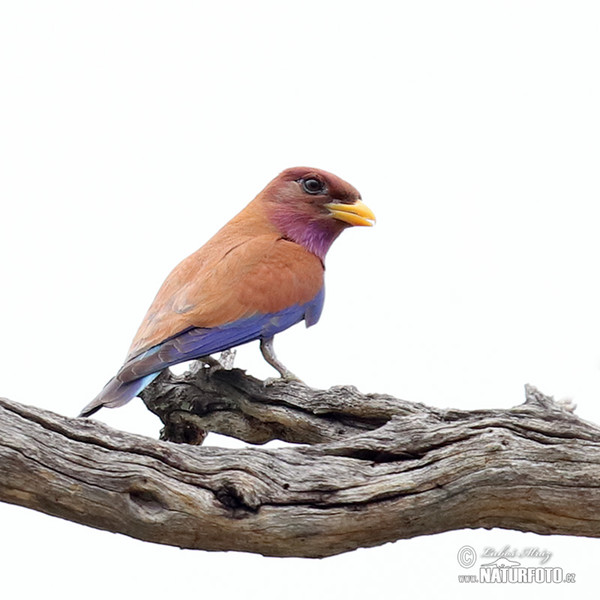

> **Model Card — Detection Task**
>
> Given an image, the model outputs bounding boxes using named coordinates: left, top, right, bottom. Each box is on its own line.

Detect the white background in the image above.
left=1, top=1, right=599, bottom=598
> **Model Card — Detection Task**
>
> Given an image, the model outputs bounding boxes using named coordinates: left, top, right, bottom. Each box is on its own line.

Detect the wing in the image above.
left=119, top=286, right=324, bottom=381
left=127, top=233, right=324, bottom=359
left=78, top=287, right=324, bottom=417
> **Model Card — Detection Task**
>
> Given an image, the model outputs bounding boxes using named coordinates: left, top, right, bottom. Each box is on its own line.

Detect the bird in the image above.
left=79, top=167, right=375, bottom=417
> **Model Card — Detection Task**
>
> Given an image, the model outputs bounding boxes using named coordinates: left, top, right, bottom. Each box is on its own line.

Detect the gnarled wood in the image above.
left=1, top=368, right=599, bottom=558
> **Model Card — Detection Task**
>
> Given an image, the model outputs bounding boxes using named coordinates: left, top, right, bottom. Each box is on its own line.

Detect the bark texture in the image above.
left=1, top=365, right=599, bottom=558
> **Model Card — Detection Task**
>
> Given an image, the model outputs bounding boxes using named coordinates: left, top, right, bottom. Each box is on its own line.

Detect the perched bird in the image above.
left=79, top=167, right=375, bottom=417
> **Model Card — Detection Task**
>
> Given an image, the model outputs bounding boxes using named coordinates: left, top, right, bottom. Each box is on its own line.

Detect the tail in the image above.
left=78, top=372, right=159, bottom=418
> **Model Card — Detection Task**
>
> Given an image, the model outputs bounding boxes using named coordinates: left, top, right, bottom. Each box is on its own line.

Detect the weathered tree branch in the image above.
left=1, top=366, right=600, bottom=558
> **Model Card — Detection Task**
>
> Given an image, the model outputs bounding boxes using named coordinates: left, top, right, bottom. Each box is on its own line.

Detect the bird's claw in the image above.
left=217, top=349, right=237, bottom=370
left=190, top=350, right=237, bottom=377
left=263, top=373, right=305, bottom=387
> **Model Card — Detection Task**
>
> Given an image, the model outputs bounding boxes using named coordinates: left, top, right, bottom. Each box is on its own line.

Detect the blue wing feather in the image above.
left=79, top=287, right=324, bottom=417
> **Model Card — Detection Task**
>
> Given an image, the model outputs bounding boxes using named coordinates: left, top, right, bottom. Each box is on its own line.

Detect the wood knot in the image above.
left=128, top=488, right=167, bottom=515
left=215, top=483, right=259, bottom=514
left=160, top=418, right=207, bottom=445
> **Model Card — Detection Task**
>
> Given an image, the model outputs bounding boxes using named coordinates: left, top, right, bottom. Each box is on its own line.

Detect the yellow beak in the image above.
left=324, top=199, right=376, bottom=227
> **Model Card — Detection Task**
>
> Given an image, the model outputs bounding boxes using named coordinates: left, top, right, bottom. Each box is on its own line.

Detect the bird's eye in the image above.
left=301, top=178, right=325, bottom=194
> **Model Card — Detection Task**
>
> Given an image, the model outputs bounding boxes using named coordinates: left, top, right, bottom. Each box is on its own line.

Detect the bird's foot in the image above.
left=259, top=336, right=303, bottom=385
left=190, top=356, right=220, bottom=371
left=189, top=350, right=237, bottom=377
left=217, top=348, right=237, bottom=370
left=263, top=373, right=305, bottom=387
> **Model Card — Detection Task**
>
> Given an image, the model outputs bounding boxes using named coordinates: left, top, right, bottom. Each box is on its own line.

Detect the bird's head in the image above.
left=260, top=167, right=375, bottom=260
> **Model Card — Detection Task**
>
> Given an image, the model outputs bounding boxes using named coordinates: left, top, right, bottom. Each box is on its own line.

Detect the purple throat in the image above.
left=272, top=211, right=342, bottom=260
